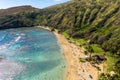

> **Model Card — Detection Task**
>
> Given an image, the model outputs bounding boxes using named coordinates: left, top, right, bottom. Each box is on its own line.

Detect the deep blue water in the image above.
left=0, top=27, right=66, bottom=80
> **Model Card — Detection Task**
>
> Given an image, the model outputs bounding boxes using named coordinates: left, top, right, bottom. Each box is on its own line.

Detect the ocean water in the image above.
left=0, top=27, right=66, bottom=80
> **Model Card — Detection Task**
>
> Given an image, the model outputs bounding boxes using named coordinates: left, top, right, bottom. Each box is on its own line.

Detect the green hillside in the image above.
left=0, top=0, right=120, bottom=79
left=0, top=5, right=38, bottom=17
left=43, top=0, right=120, bottom=54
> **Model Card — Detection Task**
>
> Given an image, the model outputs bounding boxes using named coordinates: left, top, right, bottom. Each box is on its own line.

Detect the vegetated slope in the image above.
left=0, top=5, right=38, bottom=17
left=0, top=0, right=120, bottom=54
left=43, top=0, right=120, bottom=54
left=0, top=5, right=40, bottom=29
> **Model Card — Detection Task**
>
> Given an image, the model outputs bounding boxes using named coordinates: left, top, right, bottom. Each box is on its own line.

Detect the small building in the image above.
left=95, top=55, right=107, bottom=61
left=92, top=54, right=107, bottom=64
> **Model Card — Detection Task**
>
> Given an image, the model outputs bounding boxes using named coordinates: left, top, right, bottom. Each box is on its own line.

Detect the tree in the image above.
left=86, top=45, right=94, bottom=59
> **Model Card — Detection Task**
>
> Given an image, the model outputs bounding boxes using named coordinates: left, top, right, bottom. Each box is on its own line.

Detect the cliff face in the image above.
left=0, top=0, right=120, bottom=54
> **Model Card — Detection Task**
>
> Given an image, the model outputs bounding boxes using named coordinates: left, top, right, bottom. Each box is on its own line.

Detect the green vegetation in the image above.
left=0, top=5, right=38, bottom=17
left=99, top=58, right=120, bottom=80
left=91, top=44, right=104, bottom=54
left=79, top=58, right=86, bottom=63
left=0, top=0, right=120, bottom=79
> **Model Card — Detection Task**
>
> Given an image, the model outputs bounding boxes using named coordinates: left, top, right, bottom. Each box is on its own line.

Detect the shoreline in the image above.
left=54, top=31, right=100, bottom=80
left=54, top=32, right=80, bottom=80
left=37, top=26, right=100, bottom=80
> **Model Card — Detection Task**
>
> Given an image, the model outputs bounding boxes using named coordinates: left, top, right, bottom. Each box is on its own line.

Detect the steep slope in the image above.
left=0, top=5, right=39, bottom=17
left=0, top=5, right=40, bottom=29
left=43, top=0, right=120, bottom=54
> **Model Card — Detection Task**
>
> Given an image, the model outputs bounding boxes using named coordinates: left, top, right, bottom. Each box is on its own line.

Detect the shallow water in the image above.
left=0, top=27, right=66, bottom=80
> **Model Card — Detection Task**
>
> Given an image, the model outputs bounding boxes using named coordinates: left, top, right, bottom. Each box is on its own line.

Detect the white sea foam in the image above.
left=0, top=60, right=25, bottom=80
left=15, top=36, right=21, bottom=42
left=0, top=44, right=7, bottom=50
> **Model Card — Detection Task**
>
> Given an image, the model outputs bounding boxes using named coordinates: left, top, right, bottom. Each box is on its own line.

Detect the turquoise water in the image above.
left=0, top=27, right=66, bottom=80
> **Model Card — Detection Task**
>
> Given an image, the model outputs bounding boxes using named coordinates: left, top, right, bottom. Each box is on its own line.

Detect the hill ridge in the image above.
left=0, top=5, right=39, bottom=17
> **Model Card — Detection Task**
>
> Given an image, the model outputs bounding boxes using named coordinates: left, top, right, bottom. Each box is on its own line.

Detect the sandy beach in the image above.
left=37, top=26, right=101, bottom=80
left=54, top=31, right=100, bottom=80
